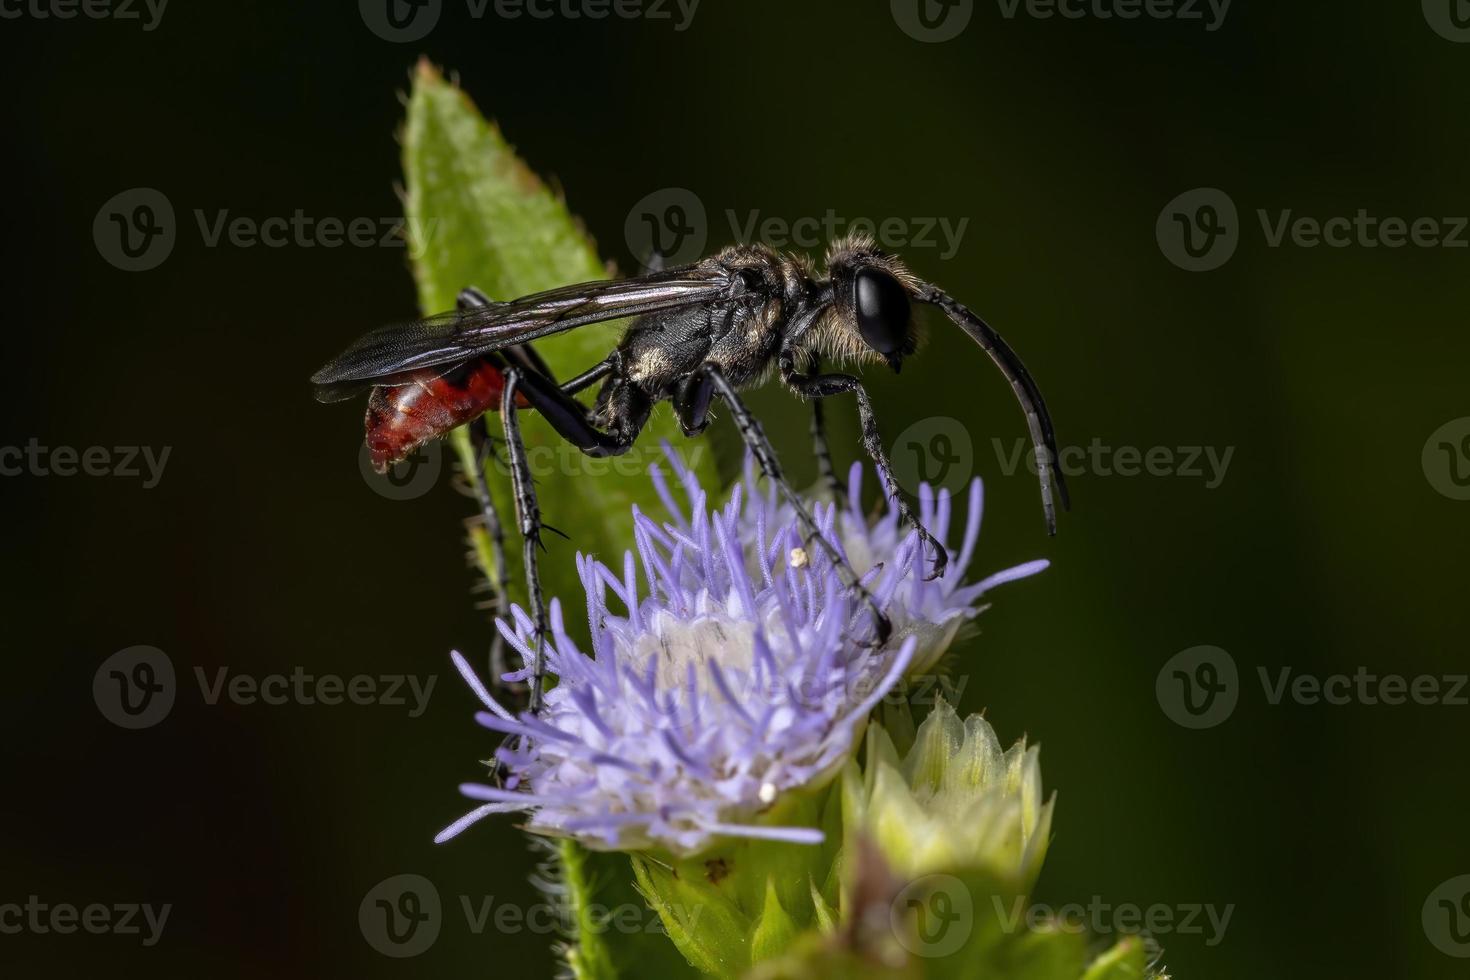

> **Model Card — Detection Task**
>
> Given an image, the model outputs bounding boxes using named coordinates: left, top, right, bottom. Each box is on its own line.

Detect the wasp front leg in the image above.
left=806, top=358, right=846, bottom=505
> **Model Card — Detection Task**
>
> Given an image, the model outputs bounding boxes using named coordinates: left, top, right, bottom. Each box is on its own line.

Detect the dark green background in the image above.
left=4, top=1, right=1467, bottom=977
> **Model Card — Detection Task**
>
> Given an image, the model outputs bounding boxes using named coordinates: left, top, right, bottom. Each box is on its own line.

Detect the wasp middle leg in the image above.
left=686, top=364, right=893, bottom=646
left=463, top=416, right=520, bottom=698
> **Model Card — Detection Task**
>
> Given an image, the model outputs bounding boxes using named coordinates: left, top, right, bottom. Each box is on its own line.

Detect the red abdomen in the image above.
left=365, top=356, right=525, bottom=472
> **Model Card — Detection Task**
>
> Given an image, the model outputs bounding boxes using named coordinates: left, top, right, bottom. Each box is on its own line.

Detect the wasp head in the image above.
left=819, top=235, right=922, bottom=373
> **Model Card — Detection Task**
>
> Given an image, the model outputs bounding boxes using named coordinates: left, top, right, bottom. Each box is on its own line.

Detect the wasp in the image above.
left=312, top=236, right=1068, bottom=712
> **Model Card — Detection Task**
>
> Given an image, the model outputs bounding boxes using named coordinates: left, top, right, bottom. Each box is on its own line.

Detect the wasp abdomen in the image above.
left=364, top=355, right=524, bottom=473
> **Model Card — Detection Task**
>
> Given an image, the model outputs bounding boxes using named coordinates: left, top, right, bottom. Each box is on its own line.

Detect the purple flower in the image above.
left=745, top=457, right=1050, bottom=674
left=437, top=448, right=1046, bottom=856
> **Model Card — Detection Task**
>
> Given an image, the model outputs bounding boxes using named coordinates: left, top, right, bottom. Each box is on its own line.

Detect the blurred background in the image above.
left=3, top=1, right=1468, bottom=976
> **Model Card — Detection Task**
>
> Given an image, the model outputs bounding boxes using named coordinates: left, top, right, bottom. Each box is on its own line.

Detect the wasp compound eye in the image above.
left=853, top=268, right=911, bottom=355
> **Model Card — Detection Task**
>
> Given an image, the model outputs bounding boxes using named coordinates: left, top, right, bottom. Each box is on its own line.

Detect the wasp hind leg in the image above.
left=496, top=361, right=645, bottom=715
left=462, top=416, right=527, bottom=706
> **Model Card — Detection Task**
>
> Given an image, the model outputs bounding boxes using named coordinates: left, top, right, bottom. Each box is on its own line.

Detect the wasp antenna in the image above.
left=915, top=284, right=1069, bottom=535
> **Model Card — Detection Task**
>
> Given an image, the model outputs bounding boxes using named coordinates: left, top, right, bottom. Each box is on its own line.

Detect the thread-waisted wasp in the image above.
left=312, top=235, right=1068, bottom=712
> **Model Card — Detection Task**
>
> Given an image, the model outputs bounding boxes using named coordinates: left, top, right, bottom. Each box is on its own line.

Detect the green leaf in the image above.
left=400, top=62, right=721, bottom=980
left=401, top=60, right=720, bottom=614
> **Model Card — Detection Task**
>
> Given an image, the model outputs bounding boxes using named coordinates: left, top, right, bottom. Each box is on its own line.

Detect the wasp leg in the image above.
left=453, top=290, right=521, bottom=701
left=810, top=392, right=845, bottom=505
left=464, top=417, right=525, bottom=703
left=696, top=365, right=892, bottom=646
left=513, top=365, right=645, bottom=456
left=785, top=371, right=948, bottom=581
left=496, top=363, right=647, bottom=714
left=498, top=367, right=554, bottom=715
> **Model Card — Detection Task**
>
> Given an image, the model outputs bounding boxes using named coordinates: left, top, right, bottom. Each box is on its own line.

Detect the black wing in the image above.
left=310, top=264, right=736, bottom=395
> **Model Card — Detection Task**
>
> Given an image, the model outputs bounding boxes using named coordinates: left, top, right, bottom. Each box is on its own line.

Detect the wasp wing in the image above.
left=310, top=265, right=735, bottom=395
